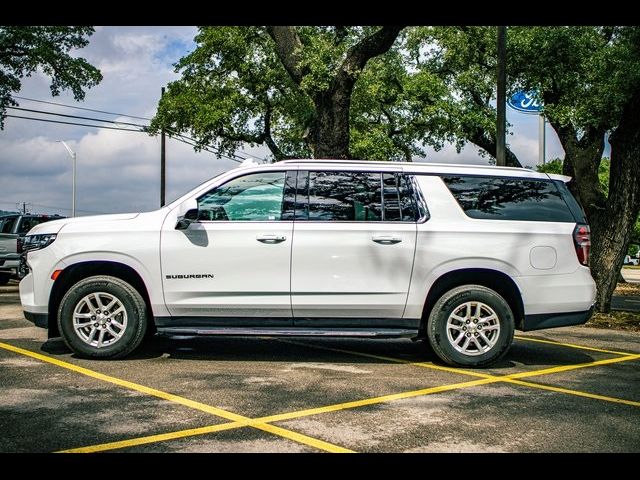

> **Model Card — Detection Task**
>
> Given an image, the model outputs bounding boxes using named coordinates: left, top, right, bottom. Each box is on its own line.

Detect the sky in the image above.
left=0, top=26, right=567, bottom=217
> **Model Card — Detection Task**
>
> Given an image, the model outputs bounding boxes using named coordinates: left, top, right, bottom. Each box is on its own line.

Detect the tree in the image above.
left=510, top=26, right=640, bottom=311
left=0, top=26, right=102, bottom=128
left=152, top=26, right=520, bottom=164
left=152, top=26, right=475, bottom=162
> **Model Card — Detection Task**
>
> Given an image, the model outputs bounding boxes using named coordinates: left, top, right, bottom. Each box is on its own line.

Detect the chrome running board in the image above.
left=157, top=327, right=418, bottom=338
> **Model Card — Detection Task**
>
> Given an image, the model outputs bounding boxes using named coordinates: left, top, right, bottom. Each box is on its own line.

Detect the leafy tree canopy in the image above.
left=0, top=26, right=102, bottom=128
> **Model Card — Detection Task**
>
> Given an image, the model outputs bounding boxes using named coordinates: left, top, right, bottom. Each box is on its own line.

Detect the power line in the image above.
left=12, top=95, right=152, bottom=121
left=12, top=95, right=267, bottom=162
left=7, top=106, right=148, bottom=129
left=7, top=114, right=243, bottom=163
left=0, top=200, right=105, bottom=214
left=6, top=115, right=144, bottom=132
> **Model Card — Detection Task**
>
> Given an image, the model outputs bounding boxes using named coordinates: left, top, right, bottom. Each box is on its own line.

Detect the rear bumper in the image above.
left=521, top=305, right=595, bottom=331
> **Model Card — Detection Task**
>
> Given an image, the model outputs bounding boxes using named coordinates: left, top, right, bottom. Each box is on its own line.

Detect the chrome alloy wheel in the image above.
left=72, top=292, right=128, bottom=348
left=445, top=301, right=501, bottom=356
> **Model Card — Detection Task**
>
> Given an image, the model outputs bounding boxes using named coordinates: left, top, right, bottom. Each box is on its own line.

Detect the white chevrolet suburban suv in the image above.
left=19, top=160, right=596, bottom=367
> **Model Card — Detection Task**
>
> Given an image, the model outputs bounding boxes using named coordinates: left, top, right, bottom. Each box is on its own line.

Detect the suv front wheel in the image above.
left=58, top=275, right=148, bottom=359
left=427, top=285, right=514, bottom=367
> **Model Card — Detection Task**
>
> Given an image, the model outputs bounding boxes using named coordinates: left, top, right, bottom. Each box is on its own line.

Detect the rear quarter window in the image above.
left=441, top=175, right=575, bottom=222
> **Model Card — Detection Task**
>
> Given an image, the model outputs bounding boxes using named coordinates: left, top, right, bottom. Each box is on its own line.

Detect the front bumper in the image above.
left=521, top=304, right=595, bottom=331
left=20, top=272, right=48, bottom=330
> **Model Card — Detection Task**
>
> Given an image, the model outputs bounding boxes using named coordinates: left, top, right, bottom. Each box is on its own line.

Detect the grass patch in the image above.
left=622, top=265, right=640, bottom=270
left=586, top=311, right=640, bottom=332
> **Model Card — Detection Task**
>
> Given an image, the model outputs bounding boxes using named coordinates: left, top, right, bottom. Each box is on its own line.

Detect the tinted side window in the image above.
left=441, top=175, right=574, bottom=222
left=382, top=174, right=418, bottom=222
left=0, top=216, right=18, bottom=234
left=197, top=172, right=285, bottom=221
left=306, top=171, right=382, bottom=222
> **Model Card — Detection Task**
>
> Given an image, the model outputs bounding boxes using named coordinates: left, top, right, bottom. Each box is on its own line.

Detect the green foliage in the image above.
left=152, top=26, right=486, bottom=161
left=536, top=158, right=563, bottom=175
left=509, top=26, right=640, bottom=135
left=537, top=158, right=611, bottom=197
left=0, top=26, right=102, bottom=128
left=629, top=243, right=639, bottom=257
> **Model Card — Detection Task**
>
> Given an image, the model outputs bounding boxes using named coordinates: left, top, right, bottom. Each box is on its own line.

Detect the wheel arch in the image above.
left=420, top=268, right=524, bottom=334
left=48, top=260, right=154, bottom=338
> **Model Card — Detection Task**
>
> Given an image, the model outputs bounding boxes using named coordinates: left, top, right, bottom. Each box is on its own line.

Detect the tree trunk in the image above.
left=551, top=91, right=640, bottom=312
left=591, top=88, right=640, bottom=312
left=310, top=90, right=352, bottom=159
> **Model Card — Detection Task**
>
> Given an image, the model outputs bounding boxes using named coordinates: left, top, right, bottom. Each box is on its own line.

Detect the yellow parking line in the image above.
left=0, top=341, right=352, bottom=453
left=508, top=354, right=640, bottom=379
left=503, top=378, right=640, bottom=408
left=59, top=376, right=499, bottom=453
left=6, top=338, right=639, bottom=454
left=55, top=350, right=640, bottom=454
left=60, top=423, right=242, bottom=453
left=514, top=336, right=636, bottom=357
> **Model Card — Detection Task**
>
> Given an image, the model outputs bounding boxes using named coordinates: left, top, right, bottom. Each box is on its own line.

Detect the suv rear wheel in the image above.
left=58, top=275, right=148, bottom=359
left=427, top=285, right=514, bottom=367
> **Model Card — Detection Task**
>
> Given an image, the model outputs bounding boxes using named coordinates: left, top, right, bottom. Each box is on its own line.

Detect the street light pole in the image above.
left=496, top=26, right=507, bottom=167
left=59, top=141, right=77, bottom=217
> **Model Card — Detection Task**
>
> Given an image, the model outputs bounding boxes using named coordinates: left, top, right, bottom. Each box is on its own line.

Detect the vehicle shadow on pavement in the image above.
left=39, top=334, right=596, bottom=368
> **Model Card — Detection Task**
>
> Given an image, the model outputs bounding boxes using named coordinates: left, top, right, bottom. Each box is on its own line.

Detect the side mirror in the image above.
left=176, top=208, right=199, bottom=230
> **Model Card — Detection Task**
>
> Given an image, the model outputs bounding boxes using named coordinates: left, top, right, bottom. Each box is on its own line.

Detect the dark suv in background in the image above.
left=0, top=214, right=65, bottom=284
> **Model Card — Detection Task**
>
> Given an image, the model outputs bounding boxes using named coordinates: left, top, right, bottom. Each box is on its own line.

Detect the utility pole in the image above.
left=160, top=87, right=166, bottom=207
left=496, top=26, right=507, bottom=167
left=22, top=202, right=26, bottom=214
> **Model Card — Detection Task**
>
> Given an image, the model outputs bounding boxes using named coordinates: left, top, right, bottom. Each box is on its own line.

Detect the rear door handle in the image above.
left=372, top=235, right=402, bottom=245
left=257, top=234, right=287, bottom=244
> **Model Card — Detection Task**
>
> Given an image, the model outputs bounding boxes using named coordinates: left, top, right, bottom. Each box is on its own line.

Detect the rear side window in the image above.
left=293, top=171, right=419, bottom=222
left=441, top=175, right=575, bottom=222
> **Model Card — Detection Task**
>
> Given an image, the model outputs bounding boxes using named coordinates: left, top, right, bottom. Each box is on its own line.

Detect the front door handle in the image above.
left=257, top=234, right=287, bottom=244
left=372, top=235, right=402, bottom=245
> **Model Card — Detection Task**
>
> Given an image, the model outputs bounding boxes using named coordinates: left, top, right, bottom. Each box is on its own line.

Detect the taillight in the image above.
left=17, top=237, right=23, bottom=254
left=573, top=224, right=591, bottom=266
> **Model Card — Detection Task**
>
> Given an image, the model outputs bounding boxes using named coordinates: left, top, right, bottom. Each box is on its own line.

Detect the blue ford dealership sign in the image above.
left=508, top=91, right=542, bottom=113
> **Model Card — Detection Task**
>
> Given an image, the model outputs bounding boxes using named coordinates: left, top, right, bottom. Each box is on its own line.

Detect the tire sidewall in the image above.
left=58, top=277, right=145, bottom=358
left=427, top=286, right=514, bottom=367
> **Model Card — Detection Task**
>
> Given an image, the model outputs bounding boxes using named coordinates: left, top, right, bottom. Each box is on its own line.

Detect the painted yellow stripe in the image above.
left=504, top=378, right=640, bottom=408
left=60, top=423, right=242, bottom=453
left=62, top=376, right=498, bottom=453
left=0, top=342, right=352, bottom=453
left=259, top=377, right=498, bottom=423
left=277, top=339, right=492, bottom=379
left=57, top=351, right=640, bottom=454
left=508, top=353, right=640, bottom=380
left=515, top=335, right=636, bottom=357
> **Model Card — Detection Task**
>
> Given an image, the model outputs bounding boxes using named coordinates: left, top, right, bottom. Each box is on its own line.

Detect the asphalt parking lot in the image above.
left=1, top=283, right=639, bottom=453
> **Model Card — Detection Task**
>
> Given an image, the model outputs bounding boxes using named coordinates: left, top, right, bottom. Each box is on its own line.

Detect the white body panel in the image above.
left=160, top=219, right=293, bottom=317
left=19, top=160, right=597, bottom=333
left=291, top=222, right=416, bottom=318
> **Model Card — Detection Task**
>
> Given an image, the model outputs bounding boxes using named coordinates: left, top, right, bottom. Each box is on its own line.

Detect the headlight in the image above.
left=22, top=234, right=57, bottom=252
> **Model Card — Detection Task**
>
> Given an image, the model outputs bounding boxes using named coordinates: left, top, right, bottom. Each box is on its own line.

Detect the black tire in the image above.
left=58, top=275, right=148, bottom=359
left=427, top=285, right=514, bottom=368
left=0, top=273, right=10, bottom=285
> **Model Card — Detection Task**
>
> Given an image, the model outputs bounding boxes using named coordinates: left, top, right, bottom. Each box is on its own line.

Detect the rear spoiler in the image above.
left=546, top=173, right=572, bottom=183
